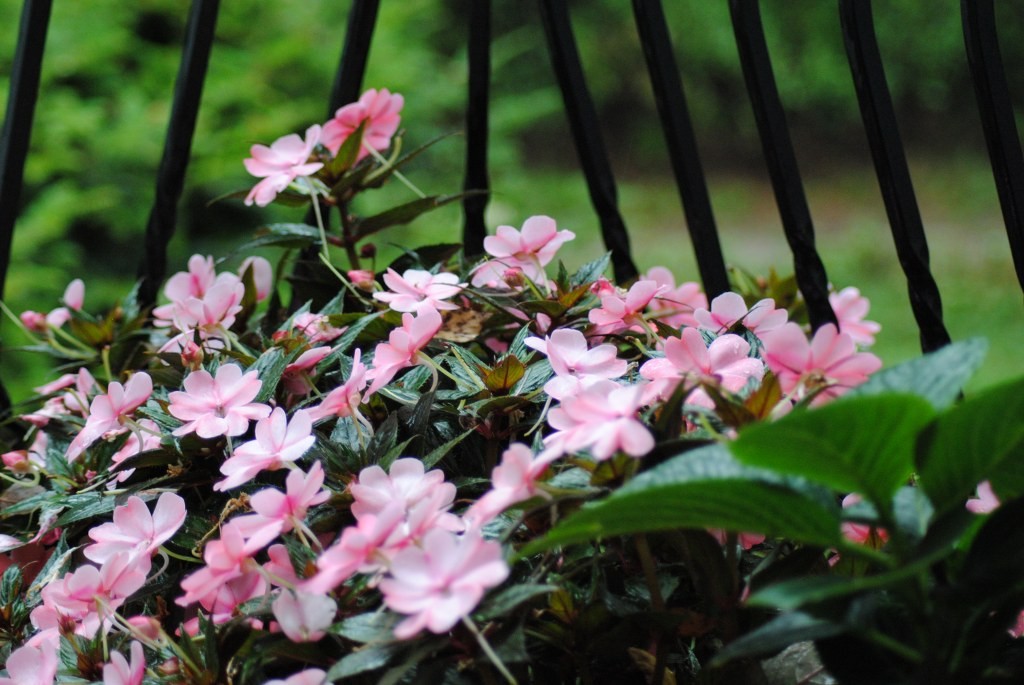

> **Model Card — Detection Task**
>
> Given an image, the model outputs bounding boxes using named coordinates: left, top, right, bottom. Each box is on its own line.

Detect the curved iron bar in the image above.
left=729, top=0, right=837, bottom=331
left=631, top=0, right=729, bottom=299
left=463, top=0, right=490, bottom=258
left=961, top=0, right=1024, bottom=293
left=0, top=0, right=53, bottom=413
left=137, top=0, right=221, bottom=308
left=838, top=0, right=950, bottom=353
left=537, top=0, right=638, bottom=283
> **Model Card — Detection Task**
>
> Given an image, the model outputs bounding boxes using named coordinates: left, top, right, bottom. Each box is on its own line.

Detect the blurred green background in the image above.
left=1, top=0, right=1023, bottom=402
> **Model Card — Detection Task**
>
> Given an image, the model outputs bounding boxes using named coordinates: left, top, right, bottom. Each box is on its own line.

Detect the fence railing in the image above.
left=2, top=0, right=1023, bottom=414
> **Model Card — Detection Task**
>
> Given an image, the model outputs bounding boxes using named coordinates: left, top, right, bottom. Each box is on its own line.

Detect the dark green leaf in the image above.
left=53, top=492, right=116, bottom=527
left=328, top=120, right=366, bottom=176
left=325, top=642, right=404, bottom=679
left=356, top=194, right=467, bottom=237
left=918, top=375, right=1024, bottom=512
left=332, top=611, right=400, bottom=643
left=367, top=413, right=399, bottom=467
left=522, top=444, right=842, bottom=556
left=250, top=347, right=290, bottom=403
left=570, top=252, right=611, bottom=288
left=241, top=223, right=322, bottom=251
left=475, top=584, right=558, bottom=621
left=710, top=612, right=845, bottom=666
left=0, top=564, right=23, bottom=606
left=422, top=429, right=474, bottom=468
left=731, top=394, right=935, bottom=508
left=848, top=338, right=987, bottom=410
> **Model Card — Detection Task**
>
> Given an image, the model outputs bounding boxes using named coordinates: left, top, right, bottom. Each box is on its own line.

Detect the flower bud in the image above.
left=347, top=269, right=376, bottom=291
left=180, top=340, right=204, bottom=371
left=359, top=243, right=377, bottom=259
left=20, top=310, right=47, bottom=333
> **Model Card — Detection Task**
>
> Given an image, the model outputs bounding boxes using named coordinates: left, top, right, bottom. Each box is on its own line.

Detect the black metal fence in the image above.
left=2, top=0, right=1023, bottom=412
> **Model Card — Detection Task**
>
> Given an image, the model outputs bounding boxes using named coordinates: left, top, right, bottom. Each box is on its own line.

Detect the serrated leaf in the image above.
left=731, top=394, right=935, bottom=508
left=522, top=444, right=842, bottom=556
left=251, top=346, right=290, bottom=402
left=422, top=429, right=474, bottom=468
left=366, top=413, right=399, bottom=467
left=326, top=642, right=404, bottom=679
left=0, top=564, right=22, bottom=605
left=570, top=252, right=611, bottom=288
left=332, top=611, right=400, bottom=643
left=53, top=492, right=116, bottom=527
left=848, top=337, right=987, bottom=410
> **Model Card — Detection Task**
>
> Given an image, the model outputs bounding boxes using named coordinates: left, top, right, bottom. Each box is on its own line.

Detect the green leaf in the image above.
left=475, top=584, right=558, bottom=621
left=325, top=642, right=404, bottom=679
left=422, top=428, right=474, bottom=468
left=917, top=375, right=1024, bottom=512
left=848, top=337, right=987, bottom=410
left=0, top=564, right=23, bottom=606
left=570, top=252, right=611, bottom=288
left=240, top=223, right=322, bottom=251
left=483, top=355, right=526, bottom=394
left=731, top=394, right=936, bottom=508
left=355, top=194, right=467, bottom=237
left=250, top=346, right=290, bottom=403
left=329, top=120, right=366, bottom=176
left=366, top=413, right=399, bottom=467
left=710, top=612, right=845, bottom=666
left=746, top=559, right=930, bottom=611
left=332, top=611, right=400, bottom=643
left=53, top=492, right=116, bottom=527
left=521, top=444, right=842, bottom=556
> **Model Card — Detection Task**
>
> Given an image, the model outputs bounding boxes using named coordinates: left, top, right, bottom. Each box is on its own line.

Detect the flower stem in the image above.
left=462, top=616, right=518, bottom=685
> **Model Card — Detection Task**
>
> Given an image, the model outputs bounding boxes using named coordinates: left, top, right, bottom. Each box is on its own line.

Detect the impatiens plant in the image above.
left=2, top=88, right=1018, bottom=685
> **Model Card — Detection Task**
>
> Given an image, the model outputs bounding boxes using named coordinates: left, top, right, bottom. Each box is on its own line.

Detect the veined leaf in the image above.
left=917, top=375, right=1024, bottom=512
left=521, top=444, right=842, bottom=556
left=731, top=394, right=935, bottom=509
left=848, top=337, right=987, bottom=410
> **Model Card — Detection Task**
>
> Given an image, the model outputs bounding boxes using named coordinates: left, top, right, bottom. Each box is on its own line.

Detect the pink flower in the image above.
left=272, top=590, right=337, bottom=643
left=709, top=529, right=766, bottom=550
left=760, top=323, right=882, bottom=405
left=66, top=372, right=153, bottom=462
left=302, top=504, right=405, bottom=593
left=84, top=492, right=186, bottom=565
left=545, top=380, right=654, bottom=460
left=161, top=254, right=217, bottom=303
left=322, top=88, right=404, bottom=159
left=103, top=641, right=144, bottom=685
left=366, top=307, right=442, bottom=395
left=177, top=520, right=265, bottom=608
left=291, top=311, right=345, bottom=344
left=158, top=275, right=246, bottom=352
left=694, top=292, right=788, bottom=335
left=351, top=458, right=453, bottom=522
left=645, top=266, right=707, bottom=328
left=380, top=528, right=509, bottom=638
left=33, top=553, right=149, bottom=638
left=0, top=640, right=58, bottom=685
left=374, top=268, right=465, bottom=313
left=108, top=418, right=162, bottom=487
left=307, top=349, right=369, bottom=421
left=640, top=328, right=764, bottom=407
left=19, top=310, right=48, bottom=333
left=525, top=328, right=627, bottom=400
left=244, top=125, right=324, bottom=207
left=588, top=280, right=664, bottom=336
left=829, top=286, right=881, bottom=346
left=231, top=463, right=330, bottom=548
left=63, top=278, right=85, bottom=311
left=216, top=408, right=315, bottom=491
left=840, top=494, right=888, bottom=546
left=239, top=255, right=273, bottom=301
left=966, top=481, right=1000, bottom=514
left=470, top=215, right=575, bottom=287
left=281, top=347, right=333, bottom=396
left=464, top=443, right=559, bottom=527
left=168, top=364, right=271, bottom=439
left=264, top=670, right=327, bottom=685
